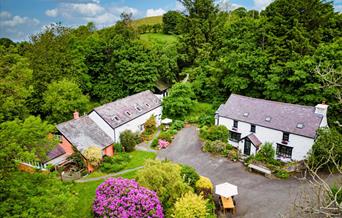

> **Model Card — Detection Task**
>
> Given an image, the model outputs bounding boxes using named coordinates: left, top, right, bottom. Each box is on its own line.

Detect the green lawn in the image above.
left=85, top=150, right=155, bottom=179
left=139, top=33, right=178, bottom=47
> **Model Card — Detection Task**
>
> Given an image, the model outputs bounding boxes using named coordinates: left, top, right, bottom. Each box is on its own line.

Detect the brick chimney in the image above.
left=73, top=111, right=79, bottom=119
left=315, top=103, right=328, bottom=127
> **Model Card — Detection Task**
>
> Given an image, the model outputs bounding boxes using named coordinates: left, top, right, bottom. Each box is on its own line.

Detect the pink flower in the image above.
left=93, top=177, right=163, bottom=218
left=158, top=140, right=170, bottom=149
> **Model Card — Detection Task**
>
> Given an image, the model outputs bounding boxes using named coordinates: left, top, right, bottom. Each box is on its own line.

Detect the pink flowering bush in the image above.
left=93, top=177, right=164, bottom=218
left=158, top=139, right=170, bottom=149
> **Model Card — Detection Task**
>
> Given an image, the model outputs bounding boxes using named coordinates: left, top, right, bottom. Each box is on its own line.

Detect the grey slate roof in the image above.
left=47, top=145, right=66, bottom=161
left=217, top=94, right=323, bottom=138
left=57, top=116, right=113, bottom=152
left=94, top=90, right=161, bottom=129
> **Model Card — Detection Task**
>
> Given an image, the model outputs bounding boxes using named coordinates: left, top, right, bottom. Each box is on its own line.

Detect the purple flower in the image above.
left=93, top=177, right=164, bottom=218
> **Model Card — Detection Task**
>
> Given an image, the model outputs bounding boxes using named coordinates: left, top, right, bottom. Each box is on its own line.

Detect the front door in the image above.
left=244, top=139, right=251, bottom=155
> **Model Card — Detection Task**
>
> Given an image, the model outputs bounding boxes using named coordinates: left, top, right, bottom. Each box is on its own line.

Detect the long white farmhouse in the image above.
left=215, top=94, right=328, bottom=161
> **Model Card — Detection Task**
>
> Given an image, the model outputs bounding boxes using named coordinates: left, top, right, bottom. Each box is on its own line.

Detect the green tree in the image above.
left=0, top=172, right=78, bottom=218
left=0, top=45, right=32, bottom=122
left=162, top=83, right=195, bottom=119
left=136, top=160, right=192, bottom=212
left=0, top=116, right=56, bottom=177
left=163, top=11, right=184, bottom=34
left=180, top=165, right=200, bottom=188
left=27, top=23, right=88, bottom=113
left=42, top=79, right=90, bottom=124
left=309, top=128, right=342, bottom=169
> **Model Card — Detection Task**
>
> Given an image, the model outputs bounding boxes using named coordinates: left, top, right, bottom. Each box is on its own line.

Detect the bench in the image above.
left=248, top=164, right=272, bottom=177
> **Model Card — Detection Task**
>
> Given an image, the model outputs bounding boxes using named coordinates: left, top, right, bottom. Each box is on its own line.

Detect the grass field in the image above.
left=140, top=33, right=178, bottom=47
left=132, top=16, right=162, bottom=27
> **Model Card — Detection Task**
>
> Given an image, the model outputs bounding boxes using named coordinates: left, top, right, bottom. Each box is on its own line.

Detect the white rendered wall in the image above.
left=217, top=116, right=315, bottom=160
left=114, top=106, right=162, bottom=142
left=89, top=111, right=115, bottom=141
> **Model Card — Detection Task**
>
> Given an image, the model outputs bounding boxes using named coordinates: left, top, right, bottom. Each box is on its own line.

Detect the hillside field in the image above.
left=132, top=16, right=163, bottom=27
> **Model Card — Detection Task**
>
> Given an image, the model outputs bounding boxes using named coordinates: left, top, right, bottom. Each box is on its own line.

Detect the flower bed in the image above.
left=93, top=177, right=164, bottom=217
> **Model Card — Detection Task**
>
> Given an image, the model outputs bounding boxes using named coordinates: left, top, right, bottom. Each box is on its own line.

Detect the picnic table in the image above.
left=220, top=196, right=236, bottom=215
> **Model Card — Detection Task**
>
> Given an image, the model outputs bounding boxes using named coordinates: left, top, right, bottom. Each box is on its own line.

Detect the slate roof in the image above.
left=217, top=94, right=323, bottom=138
left=47, top=145, right=66, bottom=161
left=57, top=116, right=113, bottom=152
left=94, top=90, right=161, bottom=129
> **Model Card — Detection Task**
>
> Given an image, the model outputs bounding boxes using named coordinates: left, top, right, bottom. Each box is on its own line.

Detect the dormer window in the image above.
left=135, top=106, right=142, bottom=112
left=125, top=111, right=132, bottom=116
left=243, top=112, right=249, bottom=117
left=145, top=103, right=150, bottom=108
left=265, top=116, right=272, bottom=122
left=296, top=123, right=304, bottom=129
left=111, top=116, right=120, bottom=121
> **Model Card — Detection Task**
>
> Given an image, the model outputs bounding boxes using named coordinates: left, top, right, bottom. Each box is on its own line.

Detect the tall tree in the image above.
left=42, top=79, right=90, bottom=124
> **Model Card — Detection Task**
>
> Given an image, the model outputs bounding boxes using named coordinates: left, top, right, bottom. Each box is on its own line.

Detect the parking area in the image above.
left=157, top=126, right=304, bottom=218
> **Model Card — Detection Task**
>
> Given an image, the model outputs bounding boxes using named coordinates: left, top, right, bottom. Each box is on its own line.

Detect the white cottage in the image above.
left=88, top=90, right=162, bottom=142
left=215, top=94, right=328, bottom=161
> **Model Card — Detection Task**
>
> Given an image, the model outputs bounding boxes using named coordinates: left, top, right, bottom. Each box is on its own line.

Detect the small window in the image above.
left=112, top=116, right=120, bottom=121
left=125, top=111, right=132, bottom=116
left=145, top=103, right=150, bottom=108
left=243, top=112, right=249, bottom=117
left=251, top=124, right=256, bottom=133
left=233, top=120, right=238, bottom=128
left=265, top=116, right=272, bottom=122
left=282, top=132, right=289, bottom=142
left=135, top=106, right=142, bottom=112
left=276, top=144, right=293, bottom=158
left=296, top=123, right=304, bottom=129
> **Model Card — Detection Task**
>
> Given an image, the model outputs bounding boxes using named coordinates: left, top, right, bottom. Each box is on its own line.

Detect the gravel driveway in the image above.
left=157, top=126, right=304, bottom=218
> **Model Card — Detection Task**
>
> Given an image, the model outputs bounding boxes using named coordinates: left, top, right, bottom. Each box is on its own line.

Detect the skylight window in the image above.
left=145, top=103, right=150, bottom=108
left=135, top=106, right=142, bottom=112
left=111, top=116, right=120, bottom=121
left=125, top=111, right=132, bottom=116
left=265, top=116, right=272, bottom=122
left=296, top=123, right=304, bottom=129
left=243, top=112, right=249, bottom=117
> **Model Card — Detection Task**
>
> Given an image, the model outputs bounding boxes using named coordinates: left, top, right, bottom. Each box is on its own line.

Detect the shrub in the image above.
left=171, top=120, right=184, bottom=130
left=173, top=192, right=207, bottom=218
left=198, top=114, right=214, bottom=127
left=195, top=176, right=213, bottom=199
left=113, top=143, right=123, bottom=153
left=255, top=142, right=275, bottom=163
left=93, top=178, right=163, bottom=217
left=200, top=125, right=228, bottom=142
left=144, top=116, right=157, bottom=132
left=100, top=153, right=131, bottom=173
left=180, top=165, right=200, bottom=188
left=151, top=138, right=159, bottom=149
left=136, top=160, right=192, bottom=212
left=228, top=149, right=239, bottom=161
left=158, top=131, right=173, bottom=142
left=274, top=168, right=289, bottom=179
left=309, top=128, right=342, bottom=169
left=202, top=140, right=227, bottom=154
left=82, top=146, right=102, bottom=167
left=120, top=130, right=137, bottom=152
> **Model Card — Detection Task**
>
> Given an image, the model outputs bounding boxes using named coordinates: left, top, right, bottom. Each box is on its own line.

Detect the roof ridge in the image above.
left=94, top=90, right=152, bottom=110
left=230, top=94, right=315, bottom=109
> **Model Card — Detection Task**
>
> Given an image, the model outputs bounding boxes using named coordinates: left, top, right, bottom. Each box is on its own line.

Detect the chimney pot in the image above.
left=73, top=111, right=79, bottom=119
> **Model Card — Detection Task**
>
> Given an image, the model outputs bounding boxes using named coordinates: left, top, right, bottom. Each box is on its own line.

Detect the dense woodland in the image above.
left=0, top=0, right=341, bottom=217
